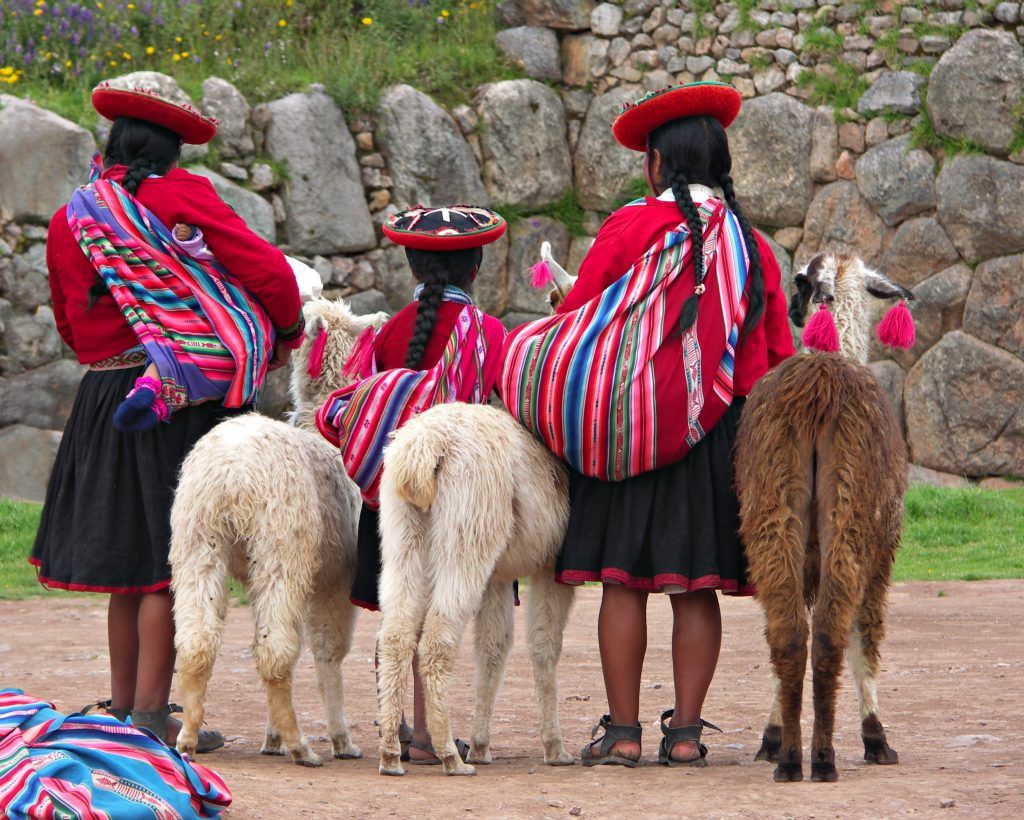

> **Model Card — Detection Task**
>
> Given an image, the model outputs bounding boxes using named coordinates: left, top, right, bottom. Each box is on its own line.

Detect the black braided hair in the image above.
left=403, top=246, right=482, bottom=370
left=646, top=115, right=765, bottom=334
left=88, top=117, right=182, bottom=306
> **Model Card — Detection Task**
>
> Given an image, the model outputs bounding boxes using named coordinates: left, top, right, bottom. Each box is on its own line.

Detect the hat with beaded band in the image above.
left=382, top=205, right=507, bottom=250
left=91, top=82, right=219, bottom=145
left=612, top=81, right=743, bottom=153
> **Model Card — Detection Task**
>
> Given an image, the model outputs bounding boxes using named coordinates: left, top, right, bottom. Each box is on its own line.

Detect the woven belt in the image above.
left=88, top=349, right=148, bottom=371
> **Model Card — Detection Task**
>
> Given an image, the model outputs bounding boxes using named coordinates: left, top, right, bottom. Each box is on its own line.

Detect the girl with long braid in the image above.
left=317, top=205, right=507, bottom=764
left=503, top=82, right=794, bottom=767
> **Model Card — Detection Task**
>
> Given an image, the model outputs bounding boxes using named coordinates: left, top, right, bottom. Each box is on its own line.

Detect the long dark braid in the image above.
left=719, top=172, right=765, bottom=331
left=403, top=246, right=481, bottom=369
left=665, top=165, right=705, bottom=332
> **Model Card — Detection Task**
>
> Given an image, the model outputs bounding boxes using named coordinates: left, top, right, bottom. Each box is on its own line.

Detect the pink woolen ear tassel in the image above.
left=529, top=259, right=553, bottom=288
left=876, top=300, right=916, bottom=349
left=307, top=328, right=328, bottom=378
left=802, top=304, right=840, bottom=353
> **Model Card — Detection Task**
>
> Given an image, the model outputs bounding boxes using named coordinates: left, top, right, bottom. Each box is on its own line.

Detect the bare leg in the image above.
left=587, top=583, right=647, bottom=761
left=109, top=593, right=142, bottom=712
left=408, top=653, right=432, bottom=759
left=134, top=592, right=176, bottom=736
left=666, top=588, right=721, bottom=761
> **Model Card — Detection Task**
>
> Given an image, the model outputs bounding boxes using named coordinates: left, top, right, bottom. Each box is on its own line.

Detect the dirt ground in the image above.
left=1, top=580, right=1022, bottom=819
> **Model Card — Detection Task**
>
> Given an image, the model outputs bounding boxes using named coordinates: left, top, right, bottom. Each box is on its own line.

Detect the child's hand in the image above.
left=173, top=223, right=195, bottom=241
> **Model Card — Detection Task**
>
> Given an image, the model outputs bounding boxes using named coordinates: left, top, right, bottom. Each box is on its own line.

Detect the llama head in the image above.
left=529, top=241, right=578, bottom=312
left=288, top=297, right=389, bottom=432
left=789, top=253, right=914, bottom=363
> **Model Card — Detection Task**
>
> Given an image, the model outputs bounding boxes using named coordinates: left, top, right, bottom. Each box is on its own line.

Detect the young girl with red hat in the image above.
left=317, top=204, right=507, bottom=764
left=31, top=83, right=303, bottom=750
left=502, top=81, right=795, bottom=767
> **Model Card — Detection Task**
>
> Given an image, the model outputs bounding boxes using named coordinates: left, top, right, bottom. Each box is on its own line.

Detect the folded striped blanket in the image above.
left=500, top=198, right=749, bottom=480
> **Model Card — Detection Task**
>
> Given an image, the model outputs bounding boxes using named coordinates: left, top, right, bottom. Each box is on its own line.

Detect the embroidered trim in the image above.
left=88, top=349, right=148, bottom=371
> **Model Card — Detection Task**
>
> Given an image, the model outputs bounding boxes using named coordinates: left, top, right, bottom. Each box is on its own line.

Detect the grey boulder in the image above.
left=187, top=167, right=276, bottom=243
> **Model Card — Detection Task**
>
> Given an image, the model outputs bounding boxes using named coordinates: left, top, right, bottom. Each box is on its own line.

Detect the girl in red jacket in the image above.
left=31, top=85, right=302, bottom=750
left=550, top=83, right=795, bottom=767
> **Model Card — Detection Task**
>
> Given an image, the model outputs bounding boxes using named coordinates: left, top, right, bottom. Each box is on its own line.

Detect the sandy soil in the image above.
left=1, top=580, right=1022, bottom=819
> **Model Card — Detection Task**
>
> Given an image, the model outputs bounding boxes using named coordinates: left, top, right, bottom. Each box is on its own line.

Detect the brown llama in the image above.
left=734, top=252, right=913, bottom=782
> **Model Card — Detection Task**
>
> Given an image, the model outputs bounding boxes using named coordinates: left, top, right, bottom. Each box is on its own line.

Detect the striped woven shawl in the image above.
left=66, top=163, right=273, bottom=409
left=500, top=198, right=749, bottom=480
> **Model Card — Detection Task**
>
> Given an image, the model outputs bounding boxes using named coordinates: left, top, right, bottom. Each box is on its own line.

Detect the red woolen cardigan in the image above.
left=557, top=196, right=795, bottom=397
left=47, top=165, right=303, bottom=364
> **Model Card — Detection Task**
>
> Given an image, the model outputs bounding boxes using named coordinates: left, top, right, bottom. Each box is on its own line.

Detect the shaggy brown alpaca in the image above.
left=735, top=252, right=912, bottom=782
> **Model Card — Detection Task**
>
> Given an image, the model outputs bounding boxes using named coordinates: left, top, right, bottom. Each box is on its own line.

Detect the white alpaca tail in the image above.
left=384, top=423, right=450, bottom=512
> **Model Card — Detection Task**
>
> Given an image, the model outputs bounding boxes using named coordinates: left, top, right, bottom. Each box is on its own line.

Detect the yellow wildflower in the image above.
left=65, top=59, right=72, bottom=67
left=181, top=51, right=189, bottom=57
left=361, top=16, right=372, bottom=24
left=109, top=59, right=117, bottom=66
left=441, top=8, right=450, bottom=16
left=214, top=34, right=222, bottom=41
left=97, top=1, right=102, bottom=7
left=35, top=0, right=45, bottom=6
left=127, top=2, right=134, bottom=7
left=277, top=18, right=286, bottom=27
left=146, top=45, right=155, bottom=55
left=0, top=67, right=14, bottom=77
left=33, top=7, right=42, bottom=14
left=175, top=36, right=182, bottom=43
left=172, top=53, right=181, bottom=62
left=122, top=51, right=131, bottom=60
left=226, top=57, right=233, bottom=65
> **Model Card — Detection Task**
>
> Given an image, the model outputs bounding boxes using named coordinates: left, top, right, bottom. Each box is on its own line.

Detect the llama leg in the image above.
left=754, top=670, right=783, bottom=763
left=851, top=568, right=898, bottom=765
left=170, top=533, right=229, bottom=758
left=250, top=583, right=320, bottom=767
left=309, top=582, right=362, bottom=760
left=377, top=493, right=430, bottom=776
left=467, top=580, right=515, bottom=765
left=526, top=570, right=576, bottom=766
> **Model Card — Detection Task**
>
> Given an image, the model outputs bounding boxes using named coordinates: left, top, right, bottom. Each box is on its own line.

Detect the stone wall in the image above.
left=0, top=4, right=1022, bottom=499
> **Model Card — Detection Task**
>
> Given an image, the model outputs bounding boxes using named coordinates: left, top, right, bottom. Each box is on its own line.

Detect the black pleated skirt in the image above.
left=555, top=398, right=753, bottom=596
left=30, top=365, right=241, bottom=593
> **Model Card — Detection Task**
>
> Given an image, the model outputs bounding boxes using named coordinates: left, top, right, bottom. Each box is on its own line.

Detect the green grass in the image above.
left=2, top=0, right=518, bottom=124
left=2, top=487, right=1021, bottom=599
left=498, top=190, right=588, bottom=238
left=800, top=26, right=845, bottom=59
left=910, top=89, right=987, bottom=156
left=795, top=61, right=869, bottom=112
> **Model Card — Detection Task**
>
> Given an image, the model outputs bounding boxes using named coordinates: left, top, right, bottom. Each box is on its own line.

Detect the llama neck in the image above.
left=833, top=275, right=869, bottom=364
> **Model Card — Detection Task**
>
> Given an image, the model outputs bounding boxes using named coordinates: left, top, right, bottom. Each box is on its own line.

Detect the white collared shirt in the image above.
left=656, top=183, right=724, bottom=205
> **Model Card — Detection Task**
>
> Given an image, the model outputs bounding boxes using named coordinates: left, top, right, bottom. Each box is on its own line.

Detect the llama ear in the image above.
left=863, top=267, right=914, bottom=302
left=788, top=275, right=812, bottom=328
left=304, top=313, right=325, bottom=339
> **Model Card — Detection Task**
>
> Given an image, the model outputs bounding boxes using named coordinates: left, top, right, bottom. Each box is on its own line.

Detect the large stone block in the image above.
left=477, top=80, right=572, bottom=210
left=574, top=86, right=643, bottom=212
left=4, top=307, right=64, bottom=375
left=186, top=167, right=275, bottom=243
left=0, top=424, right=62, bottom=502
left=201, top=77, right=254, bottom=158
left=377, top=85, right=486, bottom=209
left=372, top=244, right=416, bottom=311
left=926, top=29, right=1024, bottom=156
left=728, top=93, right=814, bottom=228
left=885, top=263, right=972, bottom=369
left=878, top=217, right=961, bottom=289
left=963, top=254, right=1024, bottom=359
left=474, top=232, right=510, bottom=317
left=0, top=358, right=84, bottom=429
left=905, top=331, right=1024, bottom=477
left=867, top=359, right=907, bottom=439
left=810, top=106, right=838, bottom=184
left=517, top=0, right=595, bottom=30
left=507, top=217, right=570, bottom=314
left=857, top=70, right=925, bottom=117
left=496, top=26, right=562, bottom=82
left=936, top=155, right=1024, bottom=263
left=0, top=96, right=95, bottom=224
left=0, top=244, right=50, bottom=312
left=795, top=181, right=888, bottom=269
left=265, top=88, right=375, bottom=255
left=855, top=135, right=935, bottom=226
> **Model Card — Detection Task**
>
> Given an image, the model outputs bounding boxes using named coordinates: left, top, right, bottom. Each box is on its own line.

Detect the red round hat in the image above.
left=612, top=81, right=742, bottom=152
left=383, top=206, right=506, bottom=250
left=92, top=83, right=218, bottom=145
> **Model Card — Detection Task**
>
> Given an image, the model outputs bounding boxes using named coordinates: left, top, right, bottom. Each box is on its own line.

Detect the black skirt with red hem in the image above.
left=555, top=398, right=753, bottom=596
left=30, top=365, right=242, bottom=595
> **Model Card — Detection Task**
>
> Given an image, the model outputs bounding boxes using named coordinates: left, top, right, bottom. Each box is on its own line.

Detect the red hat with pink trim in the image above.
left=382, top=205, right=507, bottom=251
left=612, top=81, right=743, bottom=152
left=91, top=82, right=218, bottom=145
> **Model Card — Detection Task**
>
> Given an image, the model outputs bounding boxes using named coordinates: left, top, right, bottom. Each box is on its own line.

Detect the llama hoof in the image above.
left=754, top=725, right=782, bottom=763
left=467, top=744, right=492, bottom=765
left=810, top=761, right=839, bottom=782
left=443, top=758, right=477, bottom=776
left=773, top=761, right=803, bottom=782
left=176, top=740, right=197, bottom=759
left=544, top=749, right=576, bottom=767
left=332, top=737, right=363, bottom=760
left=291, top=749, right=324, bottom=768
left=862, top=716, right=899, bottom=764
left=379, top=752, right=405, bottom=776
left=260, top=733, right=285, bottom=756
left=259, top=745, right=286, bottom=756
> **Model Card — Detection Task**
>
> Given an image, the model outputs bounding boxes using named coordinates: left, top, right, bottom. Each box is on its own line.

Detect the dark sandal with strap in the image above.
left=131, top=705, right=225, bottom=754
left=80, top=699, right=131, bottom=722
left=580, top=715, right=642, bottom=767
left=399, top=720, right=413, bottom=763
left=657, top=709, right=722, bottom=768
left=407, top=737, right=470, bottom=765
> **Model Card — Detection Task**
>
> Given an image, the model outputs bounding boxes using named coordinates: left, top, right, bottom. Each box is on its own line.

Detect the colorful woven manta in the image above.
left=0, top=689, right=231, bottom=818
left=66, top=158, right=273, bottom=409
left=500, top=198, right=749, bottom=481
left=317, top=295, right=489, bottom=509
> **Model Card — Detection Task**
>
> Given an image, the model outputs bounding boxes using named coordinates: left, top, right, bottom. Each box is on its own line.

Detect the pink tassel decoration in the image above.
left=529, top=259, right=553, bottom=289
left=876, top=300, right=916, bottom=349
left=307, top=328, right=328, bottom=378
left=341, top=326, right=376, bottom=379
left=802, top=304, right=840, bottom=353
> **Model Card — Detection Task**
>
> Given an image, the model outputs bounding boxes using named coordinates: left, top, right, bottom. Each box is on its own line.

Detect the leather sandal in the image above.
left=406, top=737, right=470, bottom=765
left=580, top=715, right=642, bottom=767
left=80, top=699, right=131, bottom=722
left=131, top=705, right=225, bottom=754
left=657, top=709, right=722, bottom=768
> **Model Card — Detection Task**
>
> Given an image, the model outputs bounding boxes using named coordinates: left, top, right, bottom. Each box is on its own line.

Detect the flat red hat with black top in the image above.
left=612, top=81, right=742, bottom=152
left=91, top=82, right=218, bottom=145
left=383, top=205, right=506, bottom=250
